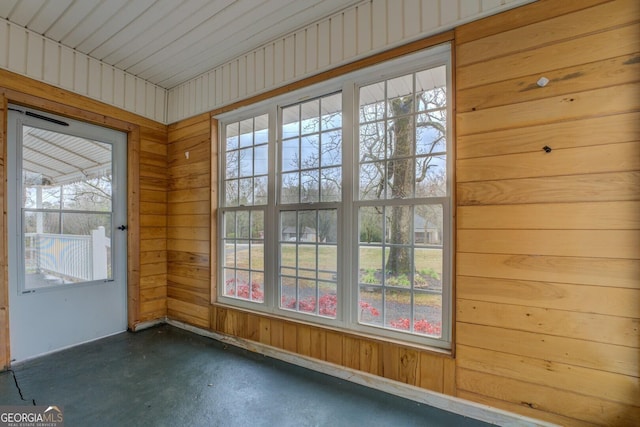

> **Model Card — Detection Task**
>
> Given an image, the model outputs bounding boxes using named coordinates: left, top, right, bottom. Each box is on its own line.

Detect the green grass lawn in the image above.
left=226, top=242, right=443, bottom=307
left=358, top=246, right=442, bottom=274
left=228, top=243, right=441, bottom=272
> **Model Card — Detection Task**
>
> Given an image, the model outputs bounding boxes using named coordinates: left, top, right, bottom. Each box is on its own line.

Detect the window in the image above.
left=356, top=67, right=448, bottom=338
left=222, top=115, right=268, bottom=303
left=218, top=44, right=452, bottom=348
left=279, top=94, right=341, bottom=318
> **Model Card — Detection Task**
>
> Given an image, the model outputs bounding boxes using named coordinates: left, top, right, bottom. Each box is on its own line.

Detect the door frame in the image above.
left=1, top=92, right=142, bottom=368
left=7, top=104, right=128, bottom=361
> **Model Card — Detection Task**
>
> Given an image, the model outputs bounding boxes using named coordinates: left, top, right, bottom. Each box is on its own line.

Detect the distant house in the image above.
left=414, top=216, right=441, bottom=245
left=282, top=226, right=316, bottom=242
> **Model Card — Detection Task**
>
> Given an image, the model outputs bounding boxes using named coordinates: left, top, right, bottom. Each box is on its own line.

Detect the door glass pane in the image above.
left=21, top=125, right=114, bottom=289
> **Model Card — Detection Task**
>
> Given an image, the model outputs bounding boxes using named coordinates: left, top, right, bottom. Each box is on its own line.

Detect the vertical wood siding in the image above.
left=167, top=0, right=535, bottom=123
left=454, top=0, right=640, bottom=424
left=210, top=305, right=457, bottom=394
left=0, top=18, right=166, bottom=124
left=167, top=114, right=212, bottom=329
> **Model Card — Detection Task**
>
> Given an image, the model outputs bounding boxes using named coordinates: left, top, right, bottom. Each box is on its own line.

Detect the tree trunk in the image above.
left=385, top=97, right=414, bottom=276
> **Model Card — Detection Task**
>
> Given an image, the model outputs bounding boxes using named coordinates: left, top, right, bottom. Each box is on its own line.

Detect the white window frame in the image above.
left=217, top=43, right=452, bottom=349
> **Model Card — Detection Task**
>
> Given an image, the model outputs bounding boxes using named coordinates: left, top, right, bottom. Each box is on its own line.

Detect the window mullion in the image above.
left=441, top=200, right=452, bottom=342
left=266, top=106, right=278, bottom=309
left=341, top=82, right=356, bottom=326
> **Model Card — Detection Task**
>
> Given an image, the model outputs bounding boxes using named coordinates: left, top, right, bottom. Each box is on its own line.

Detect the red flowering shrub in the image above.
left=280, top=294, right=379, bottom=318
left=358, top=301, right=380, bottom=317
left=281, top=296, right=323, bottom=314
left=281, top=296, right=296, bottom=309
left=390, top=318, right=441, bottom=336
left=299, top=297, right=317, bottom=313
left=319, top=294, right=337, bottom=316
left=235, top=287, right=438, bottom=336
left=225, top=278, right=264, bottom=302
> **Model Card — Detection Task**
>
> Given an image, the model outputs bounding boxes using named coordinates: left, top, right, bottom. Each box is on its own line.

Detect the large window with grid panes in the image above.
left=218, top=44, right=452, bottom=348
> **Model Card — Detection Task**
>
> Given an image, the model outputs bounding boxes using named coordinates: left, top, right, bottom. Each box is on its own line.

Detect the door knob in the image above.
left=117, top=225, right=127, bottom=231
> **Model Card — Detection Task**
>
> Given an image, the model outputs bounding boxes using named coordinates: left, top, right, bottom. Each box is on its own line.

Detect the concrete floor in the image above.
left=0, top=325, right=490, bottom=427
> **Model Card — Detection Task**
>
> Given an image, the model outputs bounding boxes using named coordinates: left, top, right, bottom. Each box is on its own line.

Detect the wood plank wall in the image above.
left=163, top=1, right=639, bottom=424
left=138, top=123, right=169, bottom=323
left=0, top=70, right=168, bottom=367
left=167, top=114, right=212, bottom=329
left=454, top=0, right=640, bottom=425
left=1, top=0, right=636, bottom=424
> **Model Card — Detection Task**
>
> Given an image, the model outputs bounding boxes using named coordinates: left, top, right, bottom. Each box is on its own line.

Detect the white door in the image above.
left=7, top=106, right=127, bottom=362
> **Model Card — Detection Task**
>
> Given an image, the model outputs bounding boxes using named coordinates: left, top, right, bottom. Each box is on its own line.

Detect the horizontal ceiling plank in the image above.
left=7, top=0, right=45, bottom=27
left=77, top=0, right=157, bottom=55
left=117, top=0, right=238, bottom=75
left=127, top=0, right=256, bottom=79
left=95, top=0, right=194, bottom=63
left=45, top=0, right=100, bottom=42
left=24, top=0, right=72, bottom=34
left=60, top=0, right=127, bottom=49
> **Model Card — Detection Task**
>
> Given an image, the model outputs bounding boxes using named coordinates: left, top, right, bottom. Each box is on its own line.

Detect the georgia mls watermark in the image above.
left=0, top=406, right=63, bottom=427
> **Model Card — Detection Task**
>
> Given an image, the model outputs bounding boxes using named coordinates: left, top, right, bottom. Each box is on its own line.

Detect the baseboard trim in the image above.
left=131, top=317, right=167, bottom=332
left=166, top=318, right=557, bottom=427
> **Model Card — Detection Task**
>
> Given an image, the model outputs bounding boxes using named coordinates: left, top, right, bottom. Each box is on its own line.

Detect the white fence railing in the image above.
left=25, top=226, right=111, bottom=283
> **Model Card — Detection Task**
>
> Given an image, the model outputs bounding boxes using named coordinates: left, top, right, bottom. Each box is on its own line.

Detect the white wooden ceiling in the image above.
left=0, top=0, right=363, bottom=89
